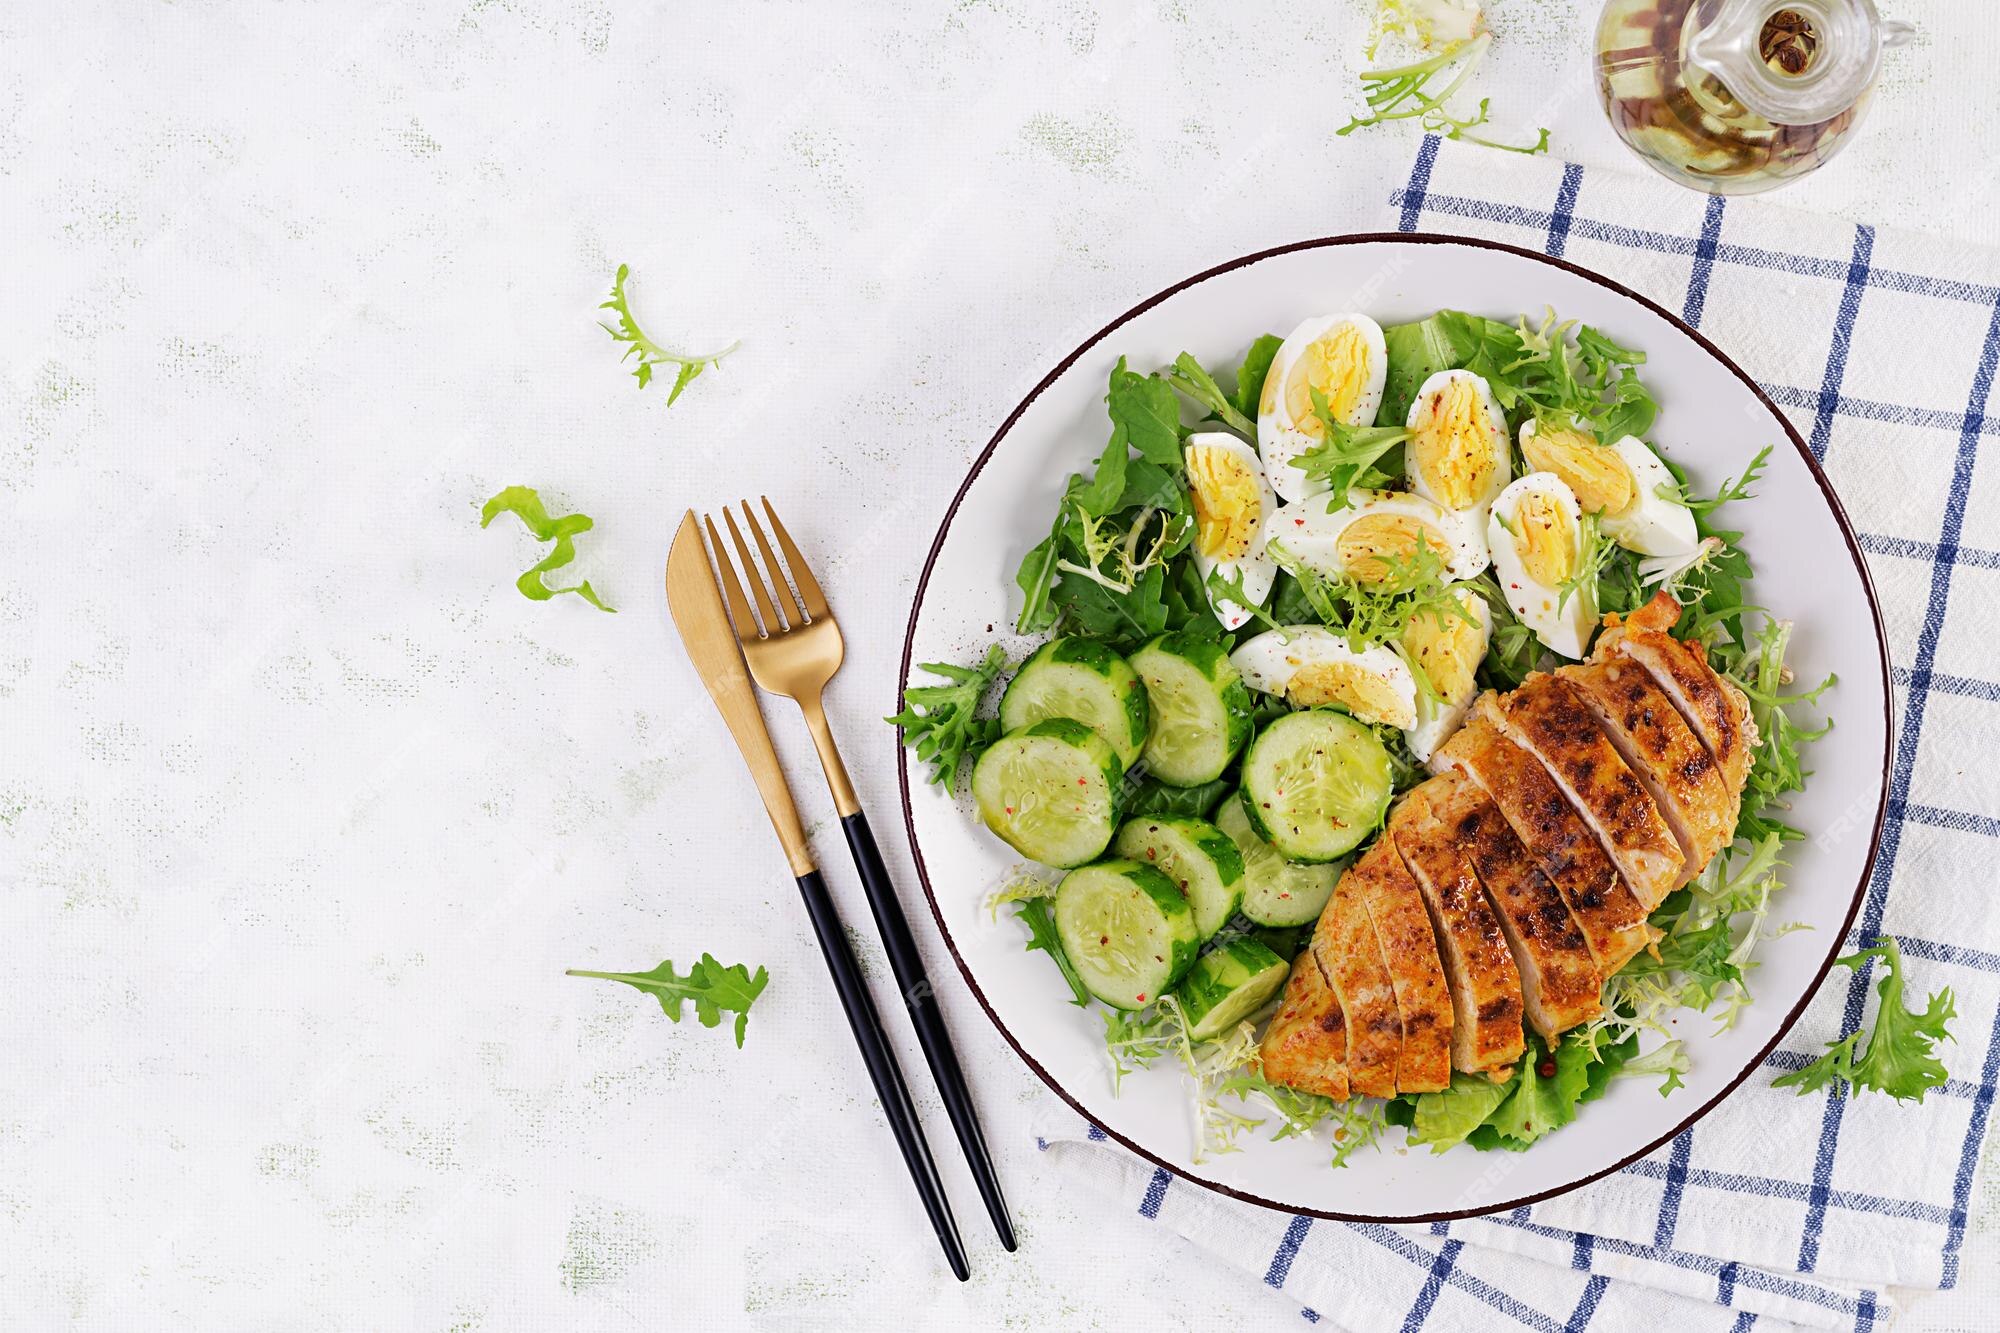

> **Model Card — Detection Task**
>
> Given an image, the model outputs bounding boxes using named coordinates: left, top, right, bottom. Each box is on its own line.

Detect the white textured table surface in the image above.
left=3, top=3, right=1992, bottom=1329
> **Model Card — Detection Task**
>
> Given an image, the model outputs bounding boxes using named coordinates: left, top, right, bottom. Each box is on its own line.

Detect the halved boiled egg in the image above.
left=1274, top=488, right=1486, bottom=585
left=1518, top=420, right=1698, bottom=559
left=1230, top=625, right=1418, bottom=730
left=1401, top=588, right=1491, bottom=764
left=1488, top=472, right=1596, bottom=660
left=1257, top=314, right=1389, bottom=503
left=1406, top=369, right=1511, bottom=521
left=1184, top=431, right=1277, bottom=631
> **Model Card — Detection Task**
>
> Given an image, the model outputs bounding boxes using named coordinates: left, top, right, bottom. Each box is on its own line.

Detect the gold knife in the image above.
left=661, top=511, right=970, bottom=1281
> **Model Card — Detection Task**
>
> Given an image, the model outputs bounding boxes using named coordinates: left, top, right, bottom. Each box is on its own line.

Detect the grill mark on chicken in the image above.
left=1561, top=659, right=1738, bottom=887
left=1479, top=680, right=1684, bottom=910
left=1390, top=782, right=1524, bottom=1077
left=1436, top=716, right=1657, bottom=975
left=1346, top=839, right=1454, bottom=1093
left=1312, top=880, right=1403, bottom=1098
left=1455, top=779, right=1604, bottom=1039
left=1258, top=949, right=1350, bottom=1100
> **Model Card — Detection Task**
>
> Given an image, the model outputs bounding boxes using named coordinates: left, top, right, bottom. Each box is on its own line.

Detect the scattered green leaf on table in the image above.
left=599, top=262, right=740, bottom=404
left=1774, top=938, right=1956, bottom=1103
left=480, top=485, right=615, bottom=612
left=567, top=953, right=770, bottom=1047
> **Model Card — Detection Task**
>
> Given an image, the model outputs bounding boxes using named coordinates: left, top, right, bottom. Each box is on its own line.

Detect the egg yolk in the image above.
left=1409, top=378, right=1499, bottom=510
left=1186, top=446, right=1262, bottom=560
left=1283, top=325, right=1371, bottom=435
left=1514, top=491, right=1579, bottom=587
left=1402, top=598, right=1482, bottom=704
left=1335, top=512, right=1451, bottom=584
left=1286, top=662, right=1416, bottom=729
left=1522, top=424, right=1635, bottom=515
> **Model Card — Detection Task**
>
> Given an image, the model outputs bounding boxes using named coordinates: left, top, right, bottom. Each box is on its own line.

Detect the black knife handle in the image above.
left=840, top=811, right=1018, bottom=1252
left=793, top=866, right=970, bottom=1280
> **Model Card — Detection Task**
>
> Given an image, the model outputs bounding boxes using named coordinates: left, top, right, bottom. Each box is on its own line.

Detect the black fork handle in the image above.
left=794, top=866, right=970, bottom=1280
left=840, top=810, right=1018, bottom=1252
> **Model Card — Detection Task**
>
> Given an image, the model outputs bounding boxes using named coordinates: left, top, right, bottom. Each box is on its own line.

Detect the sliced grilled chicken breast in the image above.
left=1389, top=782, right=1525, bottom=1078
left=1436, top=716, right=1657, bottom=974
left=1452, top=780, right=1604, bottom=1039
left=1561, top=658, right=1737, bottom=883
left=1599, top=591, right=1756, bottom=794
left=1259, top=950, right=1350, bottom=1100
left=1477, top=680, right=1685, bottom=910
left=1312, top=880, right=1403, bottom=1098
left=1346, top=839, right=1453, bottom=1093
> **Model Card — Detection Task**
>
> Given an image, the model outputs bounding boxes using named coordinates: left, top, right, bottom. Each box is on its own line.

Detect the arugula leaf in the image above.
left=1379, top=311, right=1478, bottom=424
left=1106, top=358, right=1184, bottom=468
left=598, top=263, right=739, bottom=404
left=1125, top=775, right=1232, bottom=820
left=1204, top=567, right=1283, bottom=634
left=567, top=953, right=769, bottom=1047
left=1232, top=334, right=1285, bottom=421
left=887, top=644, right=1010, bottom=791
left=480, top=485, right=615, bottom=612
left=1166, top=353, right=1256, bottom=439
left=1015, top=897, right=1091, bottom=1007
left=1774, top=939, right=1956, bottom=1103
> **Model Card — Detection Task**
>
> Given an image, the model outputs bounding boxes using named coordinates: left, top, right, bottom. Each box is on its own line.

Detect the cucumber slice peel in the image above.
left=1175, top=936, right=1290, bottom=1042
left=1054, top=860, right=1201, bottom=1010
left=1240, top=710, right=1393, bottom=863
left=972, top=719, right=1124, bottom=868
left=1000, top=638, right=1149, bottom=768
left=1112, top=815, right=1245, bottom=942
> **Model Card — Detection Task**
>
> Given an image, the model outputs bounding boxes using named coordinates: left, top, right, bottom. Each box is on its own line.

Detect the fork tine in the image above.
left=760, top=497, right=830, bottom=622
left=740, top=500, right=807, bottom=626
left=723, top=507, right=786, bottom=634
left=703, top=514, right=762, bottom=642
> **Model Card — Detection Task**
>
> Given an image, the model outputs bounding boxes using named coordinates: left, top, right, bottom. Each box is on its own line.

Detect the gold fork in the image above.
left=705, top=498, right=1017, bottom=1253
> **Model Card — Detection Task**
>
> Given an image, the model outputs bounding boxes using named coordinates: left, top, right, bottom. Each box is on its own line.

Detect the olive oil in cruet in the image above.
left=1596, top=0, right=1914, bottom=194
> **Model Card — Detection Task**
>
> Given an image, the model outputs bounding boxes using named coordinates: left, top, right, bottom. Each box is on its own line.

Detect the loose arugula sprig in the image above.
left=1294, top=389, right=1411, bottom=505
left=1774, top=939, right=1957, bottom=1102
left=567, top=953, right=770, bottom=1047
left=599, top=263, right=740, bottom=405
left=1014, top=897, right=1092, bottom=1008
left=1338, top=36, right=1550, bottom=156
left=887, top=644, right=1010, bottom=792
left=480, top=485, right=615, bottom=612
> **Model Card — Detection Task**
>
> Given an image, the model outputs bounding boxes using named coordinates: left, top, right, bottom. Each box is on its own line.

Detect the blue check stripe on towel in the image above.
left=1040, top=134, right=2000, bottom=1333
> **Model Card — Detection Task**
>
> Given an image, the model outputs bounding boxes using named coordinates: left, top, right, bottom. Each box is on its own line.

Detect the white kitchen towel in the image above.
left=1042, top=135, right=2000, bottom=1332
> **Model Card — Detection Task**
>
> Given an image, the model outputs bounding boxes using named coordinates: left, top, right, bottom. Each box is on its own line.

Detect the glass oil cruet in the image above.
left=1596, top=0, right=1915, bottom=194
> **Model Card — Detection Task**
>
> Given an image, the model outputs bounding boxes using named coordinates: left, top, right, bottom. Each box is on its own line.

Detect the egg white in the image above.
left=1229, top=625, right=1419, bottom=730
left=1256, top=314, right=1389, bottom=504
left=1601, top=435, right=1699, bottom=558
left=1275, top=488, right=1487, bottom=584
left=1402, top=589, right=1491, bottom=764
left=1488, top=472, right=1596, bottom=661
left=1405, top=368, right=1512, bottom=523
left=1184, top=431, right=1278, bottom=632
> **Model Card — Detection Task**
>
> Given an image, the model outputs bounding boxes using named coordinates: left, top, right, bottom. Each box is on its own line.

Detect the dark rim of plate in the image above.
left=894, top=231, right=1893, bottom=1225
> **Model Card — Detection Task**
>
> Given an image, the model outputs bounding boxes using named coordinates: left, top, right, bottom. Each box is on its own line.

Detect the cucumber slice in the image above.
left=972, top=719, right=1123, bottom=868
left=1174, top=937, right=1290, bottom=1041
left=1000, top=638, right=1149, bottom=768
left=1112, top=816, right=1245, bottom=941
left=1240, top=710, right=1393, bottom=863
left=1053, top=859, right=1201, bottom=1009
left=1130, top=632, right=1255, bottom=787
left=1216, top=791, right=1342, bottom=926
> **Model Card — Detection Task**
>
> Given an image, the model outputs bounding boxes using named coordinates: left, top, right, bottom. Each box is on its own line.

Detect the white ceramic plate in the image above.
left=897, top=234, right=1890, bottom=1222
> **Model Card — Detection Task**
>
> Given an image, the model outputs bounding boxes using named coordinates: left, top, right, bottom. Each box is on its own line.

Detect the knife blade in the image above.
left=664, top=510, right=815, bottom=877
